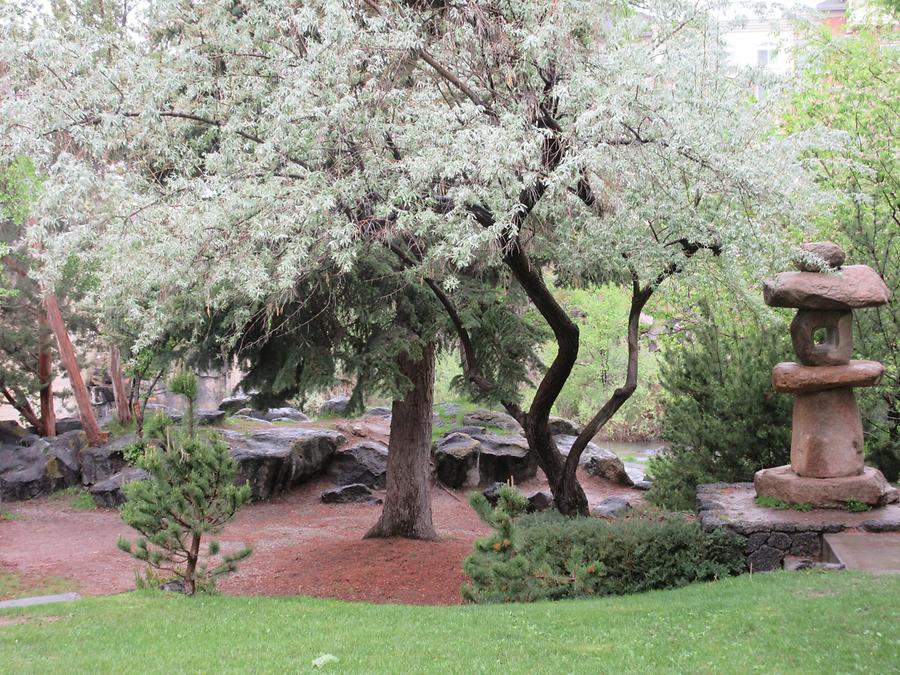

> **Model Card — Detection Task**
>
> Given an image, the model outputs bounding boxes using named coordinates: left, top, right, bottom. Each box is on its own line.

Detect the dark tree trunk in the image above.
left=0, top=383, right=42, bottom=433
left=38, top=322, right=56, bottom=437
left=365, top=342, right=437, bottom=540
left=43, top=292, right=106, bottom=446
left=184, top=532, right=201, bottom=595
left=109, top=344, right=132, bottom=426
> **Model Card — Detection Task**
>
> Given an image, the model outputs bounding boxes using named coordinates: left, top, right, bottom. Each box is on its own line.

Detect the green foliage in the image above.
left=646, top=300, right=793, bottom=510
left=0, top=511, right=23, bottom=521
left=168, top=368, right=198, bottom=401
left=462, top=487, right=744, bottom=603
left=51, top=486, right=97, bottom=510
left=787, top=28, right=899, bottom=481
left=755, top=496, right=814, bottom=513
left=0, top=156, right=41, bottom=226
left=842, top=499, right=872, bottom=513
left=143, top=410, right=174, bottom=442
left=117, top=430, right=252, bottom=595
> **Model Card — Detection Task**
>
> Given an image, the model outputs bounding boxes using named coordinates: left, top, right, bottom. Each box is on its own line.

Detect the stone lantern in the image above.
left=754, top=242, right=898, bottom=508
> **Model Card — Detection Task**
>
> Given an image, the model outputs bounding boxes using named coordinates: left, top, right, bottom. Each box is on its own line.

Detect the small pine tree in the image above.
left=117, top=368, right=251, bottom=595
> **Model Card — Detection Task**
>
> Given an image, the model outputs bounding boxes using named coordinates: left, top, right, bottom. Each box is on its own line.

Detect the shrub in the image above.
left=117, top=431, right=252, bottom=594
left=462, top=486, right=744, bottom=603
left=645, top=300, right=793, bottom=510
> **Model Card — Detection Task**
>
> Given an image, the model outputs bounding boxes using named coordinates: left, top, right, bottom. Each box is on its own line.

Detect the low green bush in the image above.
left=462, top=486, right=745, bottom=603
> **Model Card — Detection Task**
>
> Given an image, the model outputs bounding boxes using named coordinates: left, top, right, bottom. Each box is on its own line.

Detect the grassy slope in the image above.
left=1, top=572, right=897, bottom=673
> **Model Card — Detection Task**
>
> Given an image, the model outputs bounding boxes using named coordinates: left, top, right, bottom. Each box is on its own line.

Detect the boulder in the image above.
left=219, top=394, right=252, bottom=414
left=90, top=468, right=150, bottom=507
left=592, top=496, right=632, bottom=518
left=763, top=265, right=891, bottom=309
left=475, top=434, right=537, bottom=484
left=527, top=491, right=554, bottom=512
left=327, top=440, right=388, bottom=488
left=482, top=482, right=504, bottom=506
left=196, top=409, right=227, bottom=426
left=45, top=431, right=87, bottom=488
left=444, top=425, right=486, bottom=437
left=463, top=410, right=523, bottom=433
left=320, top=395, right=351, bottom=416
left=364, top=406, right=392, bottom=418
left=235, top=408, right=267, bottom=420
left=0, top=421, right=29, bottom=446
left=320, top=483, right=381, bottom=504
left=548, top=416, right=581, bottom=437
left=0, top=445, right=53, bottom=501
left=553, top=435, right=633, bottom=486
left=795, top=241, right=845, bottom=271
left=80, top=434, right=133, bottom=486
left=53, top=417, right=84, bottom=435
left=225, top=427, right=346, bottom=500
left=434, top=433, right=480, bottom=488
left=263, top=407, right=309, bottom=422
left=433, top=402, right=463, bottom=418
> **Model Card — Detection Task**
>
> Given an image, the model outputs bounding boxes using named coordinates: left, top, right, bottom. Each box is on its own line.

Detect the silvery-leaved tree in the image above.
left=1, top=0, right=835, bottom=516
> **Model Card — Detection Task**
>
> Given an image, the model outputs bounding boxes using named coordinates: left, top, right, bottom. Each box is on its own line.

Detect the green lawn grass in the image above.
left=1, top=572, right=897, bottom=673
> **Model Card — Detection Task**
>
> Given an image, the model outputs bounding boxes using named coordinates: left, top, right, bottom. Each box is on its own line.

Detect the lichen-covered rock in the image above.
left=795, top=241, right=845, bottom=271
left=327, top=440, right=388, bottom=488
left=45, top=431, right=87, bottom=487
left=364, top=406, right=392, bottom=418
left=320, top=483, right=381, bottom=504
left=90, top=468, right=149, bottom=507
left=462, top=410, right=523, bottom=433
left=53, top=417, right=84, bottom=435
left=0, top=420, right=29, bottom=446
left=434, top=433, right=480, bottom=488
left=0, top=445, right=53, bottom=501
left=197, top=409, right=227, bottom=426
left=553, top=435, right=633, bottom=486
left=219, top=394, right=252, bottom=414
left=225, top=427, right=345, bottom=500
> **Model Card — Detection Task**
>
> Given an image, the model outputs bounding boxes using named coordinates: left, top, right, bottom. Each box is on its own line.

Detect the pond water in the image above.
left=592, top=439, right=667, bottom=484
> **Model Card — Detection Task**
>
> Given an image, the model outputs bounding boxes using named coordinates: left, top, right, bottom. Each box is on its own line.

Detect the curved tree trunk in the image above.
left=43, top=292, right=106, bottom=446
left=365, top=342, right=437, bottom=540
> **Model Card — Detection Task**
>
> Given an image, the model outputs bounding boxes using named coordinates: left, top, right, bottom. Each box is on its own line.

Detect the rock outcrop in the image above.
left=327, top=441, right=388, bottom=489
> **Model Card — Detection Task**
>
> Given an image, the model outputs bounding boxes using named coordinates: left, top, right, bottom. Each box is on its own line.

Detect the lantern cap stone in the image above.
left=772, top=360, right=885, bottom=393
left=763, top=265, right=890, bottom=309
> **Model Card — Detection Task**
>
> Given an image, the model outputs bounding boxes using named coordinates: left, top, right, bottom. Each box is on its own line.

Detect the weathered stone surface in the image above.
left=80, top=434, right=132, bottom=486
left=445, top=425, right=486, bottom=437
left=433, top=402, right=463, bottom=418
left=548, top=416, right=581, bottom=437
left=790, top=309, right=852, bottom=366
left=748, top=544, right=784, bottom=572
left=53, top=417, right=84, bottom=435
left=790, top=531, right=821, bottom=557
left=327, top=440, right=388, bottom=489
left=320, top=395, right=351, bottom=416
left=554, top=435, right=632, bottom=486
left=219, top=394, right=252, bottom=414
left=433, top=433, right=480, bottom=488
left=791, top=388, right=864, bottom=478
left=795, top=241, right=846, bottom=271
left=772, top=360, right=884, bottom=393
left=767, top=532, right=792, bottom=550
left=463, top=410, right=523, bottom=433
left=0, top=421, right=29, bottom=446
left=45, top=431, right=87, bottom=488
left=527, top=491, right=554, bottom=512
left=234, top=408, right=266, bottom=420
left=363, top=406, right=392, bottom=418
left=197, top=409, right=227, bottom=426
left=263, top=407, right=309, bottom=422
left=90, top=468, right=149, bottom=507
left=745, top=532, right=770, bottom=554
left=475, top=434, right=537, bottom=484
left=783, top=558, right=844, bottom=572
left=763, top=265, right=891, bottom=309
left=0, top=445, right=53, bottom=501
left=225, top=428, right=346, bottom=500
left=755, top=465, right=899, bottom=508
left=591, top=496, right=632, bottom=518
left=320, top=483, right=381, bottom=504
left=482, top=482, right=504, bottom=506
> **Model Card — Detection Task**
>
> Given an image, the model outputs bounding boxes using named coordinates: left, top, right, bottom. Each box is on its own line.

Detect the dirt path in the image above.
left=0, top=471, right=640, bottom=605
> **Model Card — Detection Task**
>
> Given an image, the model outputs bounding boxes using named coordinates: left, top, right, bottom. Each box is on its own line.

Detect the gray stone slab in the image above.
left=0, top=592, right=80, bottom=609
left=824, top=533, right=900, bottom=574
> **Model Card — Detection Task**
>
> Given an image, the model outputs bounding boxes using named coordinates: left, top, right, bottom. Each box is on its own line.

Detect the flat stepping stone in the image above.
left=824, top=532, right=900, bottom=574
left=0, top=592, right=80, bottom=609
left=772, top=360, right=885, bottom=393
left=763, top=265, right=890, bottom=309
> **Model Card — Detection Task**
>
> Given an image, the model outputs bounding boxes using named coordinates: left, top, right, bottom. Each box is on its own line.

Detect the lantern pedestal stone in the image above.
left=754, top=243, right=898, bottom=508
